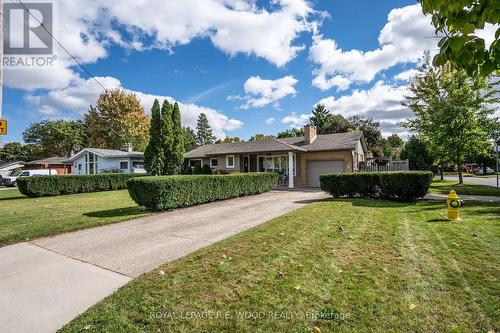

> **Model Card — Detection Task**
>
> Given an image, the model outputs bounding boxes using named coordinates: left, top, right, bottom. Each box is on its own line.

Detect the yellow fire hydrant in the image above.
left=447, top=190, right=464, bottom=220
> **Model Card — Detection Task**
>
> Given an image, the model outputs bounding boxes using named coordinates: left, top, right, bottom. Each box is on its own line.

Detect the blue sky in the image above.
left=5, top=0, right=492, bottom=143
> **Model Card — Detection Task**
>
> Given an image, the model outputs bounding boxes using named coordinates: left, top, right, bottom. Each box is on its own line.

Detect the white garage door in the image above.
left=307, top=160, right=344, bottom=187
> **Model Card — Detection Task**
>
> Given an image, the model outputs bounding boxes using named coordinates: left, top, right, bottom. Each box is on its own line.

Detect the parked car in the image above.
left=2, top=169, right=58, bottom=187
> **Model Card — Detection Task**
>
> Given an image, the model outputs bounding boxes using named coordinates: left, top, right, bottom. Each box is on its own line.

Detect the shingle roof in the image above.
left=184, top=132, right=364, bottom=158
left=279, top=132, right=364, bottom=152
left=25, top=156, right=72, bottom=165
left=69, top=148, right=144, bottom=161
left=0, top=161, right=25, bottom=170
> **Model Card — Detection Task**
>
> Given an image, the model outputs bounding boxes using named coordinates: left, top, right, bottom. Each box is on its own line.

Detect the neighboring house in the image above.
left=185, top=125, right=367, bottom=188
left=0, top=161, right=25, bottom=178
left=69, top=147, right=145, bottom=174
left=24, top=157, right=72, bottom=175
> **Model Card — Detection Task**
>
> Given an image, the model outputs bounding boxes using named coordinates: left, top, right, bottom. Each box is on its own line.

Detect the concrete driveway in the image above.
left=0, top=189, right=327, bottom=333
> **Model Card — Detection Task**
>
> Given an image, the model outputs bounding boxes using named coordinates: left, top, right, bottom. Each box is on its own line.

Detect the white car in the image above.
left=2, top=169, right=58, bottom=187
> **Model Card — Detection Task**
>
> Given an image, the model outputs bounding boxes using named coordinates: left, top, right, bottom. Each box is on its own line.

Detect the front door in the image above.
left=243, top=155, right=250, bottom=172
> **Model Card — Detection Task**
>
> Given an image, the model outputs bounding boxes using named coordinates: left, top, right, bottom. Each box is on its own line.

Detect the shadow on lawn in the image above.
left=0, top=195, right=27, bottom=201
left=84, top=206, right=147, bottom=218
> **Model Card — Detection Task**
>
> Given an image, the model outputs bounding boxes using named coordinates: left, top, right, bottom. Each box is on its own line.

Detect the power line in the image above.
left=15, top=0, right=106, bottom=90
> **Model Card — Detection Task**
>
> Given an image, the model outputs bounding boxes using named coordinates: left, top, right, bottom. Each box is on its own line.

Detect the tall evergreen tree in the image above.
left=310, top=104, right=332, bottom=134
left=170, top=102, right=185, bottom=174
left=144, top=99, right=164, bottom=175
left=160, top=99, right=175, bottom=174
left=183, top=127, right=197, bottom=152
left=196, top=113, right=215, bottom=145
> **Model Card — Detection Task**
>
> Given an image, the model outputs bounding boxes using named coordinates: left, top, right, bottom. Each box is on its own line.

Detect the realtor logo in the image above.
left=3, top=2, right=53, bottom=55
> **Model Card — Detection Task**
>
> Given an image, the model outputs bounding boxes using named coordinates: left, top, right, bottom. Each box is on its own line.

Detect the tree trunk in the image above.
left=457, top=162, right=463, bottom=184
left=440, top=165, right=444, bottom=180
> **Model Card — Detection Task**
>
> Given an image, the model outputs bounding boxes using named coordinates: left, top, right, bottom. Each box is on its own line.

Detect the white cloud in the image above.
left=25, top=77, right=243, bottom=138
left=309, top=4, right=435, bottom=91
left=5, top=0, right=320, bottom=91
left=265, top=117, right=275, bottom=125
left=234, top=75, right=298, bottom=109
left=281, top=112, right=310, bottom=128
left=317, top=80, right=413, bottom=136
left=394, top=69, right=419, bottom=81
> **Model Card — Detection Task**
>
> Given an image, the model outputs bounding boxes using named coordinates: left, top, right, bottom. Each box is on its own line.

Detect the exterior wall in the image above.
left=25, top=164, right=72, bottom=175
left=294, top=150, right=353, bottom=186
left=188, top=155, right=241, bottom=173
left=72, top=154, right=143, bottom=174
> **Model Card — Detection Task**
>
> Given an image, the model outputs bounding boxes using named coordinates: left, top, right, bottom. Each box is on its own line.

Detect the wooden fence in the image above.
left=358, top=159, right=409, bottom=172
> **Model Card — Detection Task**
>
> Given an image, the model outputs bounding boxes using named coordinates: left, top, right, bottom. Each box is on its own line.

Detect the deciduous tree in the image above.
left=84, top=89, right=149, bottom=151
left=402, top=56, right=499, bottom=183
left=23, top=120, right=86, bottom=157
left=419, top=0, right=499, bottom=76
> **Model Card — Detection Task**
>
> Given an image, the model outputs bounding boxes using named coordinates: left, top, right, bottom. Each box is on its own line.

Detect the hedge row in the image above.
left=17, top=173, right=147, bottom=197
left=127, top=173, right=278, bottom=211
left=320, top=171, right=433, bottom=202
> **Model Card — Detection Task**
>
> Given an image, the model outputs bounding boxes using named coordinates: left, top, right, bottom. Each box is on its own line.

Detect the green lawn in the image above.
left=0, top=189, right=150, bottom=246
left=61, top=199, right=499, bottom=333
left=430, top=179, right=500, bottom=196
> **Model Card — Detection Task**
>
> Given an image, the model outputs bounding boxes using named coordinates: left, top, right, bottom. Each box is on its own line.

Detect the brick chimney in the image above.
left=121, top=143, right=133, bottom=152
left=304, top=124, right=317, bottom=144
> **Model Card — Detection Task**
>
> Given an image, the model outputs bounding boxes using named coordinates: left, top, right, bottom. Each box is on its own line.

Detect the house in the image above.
left=69, top=147, right=145, bottom=174
left=24, top=157, right=73, bottom=175
left=0, top=161, right=25, bottom=178
left=185, top=125, right=367, bottom=188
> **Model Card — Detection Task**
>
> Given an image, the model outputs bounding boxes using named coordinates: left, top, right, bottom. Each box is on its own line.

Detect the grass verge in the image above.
left=0, top=189, right=150, bottom=247
left=60, top=199, right=499, bottom=333
left=430, top=179, right=500, bottom=196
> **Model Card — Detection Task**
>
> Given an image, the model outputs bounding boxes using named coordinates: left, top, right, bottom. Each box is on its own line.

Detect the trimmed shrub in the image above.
left=320, top=171, right=433, bottom=202
left=193, top=165, right=203, bottom=174
left=17, top=173, right=147, bottom=198
left=202, top=164, right=212, bottom=174
left=127, top=173, right=278, bottom=211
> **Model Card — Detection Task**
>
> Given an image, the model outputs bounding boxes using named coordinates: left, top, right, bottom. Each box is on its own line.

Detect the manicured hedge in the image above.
left=127, top=173, right=278, bottom=211
left=320, top=171, right=433, bottom=202
left=17, top=173, right=147, bottom=197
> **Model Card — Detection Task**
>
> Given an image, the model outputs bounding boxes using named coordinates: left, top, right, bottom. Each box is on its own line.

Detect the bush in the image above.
left=17, top=173, right=147, bottom=197
left=202, top=164, right=212, bottom=174
left=127, top=173, right=278, bottom=211
left=193, top=165, right=203, bottom=174
left=320, top=171, right=433, bottom=202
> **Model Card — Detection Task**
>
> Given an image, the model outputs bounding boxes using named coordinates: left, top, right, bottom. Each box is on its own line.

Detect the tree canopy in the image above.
left=419, top=0, right=500, bottom=76
left=84, top=89, right=150, bottom=151
left=144, top=99, right=164, bottom=175
left=23, top=119, right=86, bottom=157
left=195, top=113, right=216, bottom=145
left=183, top=127, right=198, bottom=152
left=402, top=55, right=499, bottom=183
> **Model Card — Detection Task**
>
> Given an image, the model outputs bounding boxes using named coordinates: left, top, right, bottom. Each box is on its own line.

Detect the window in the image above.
left=78, top=164, right=82, bottom=171
left=120, top=161, right=129, bottom=170
left=258, top=154, right=296, bottom=176
left=226, top=155, right=235, bottom=168
left=85, top=152, right=98, bottom=174
left=132, top=161, right=144, bottom=169
left=189, top=159, right=202, bottom=168
left=210, top=158, right=218, bottom=167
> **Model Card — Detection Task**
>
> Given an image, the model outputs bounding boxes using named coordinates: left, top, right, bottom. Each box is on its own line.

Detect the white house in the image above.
left=0, top=161, right=25, bottom=178
left=69, top=148, right=145, bottom=174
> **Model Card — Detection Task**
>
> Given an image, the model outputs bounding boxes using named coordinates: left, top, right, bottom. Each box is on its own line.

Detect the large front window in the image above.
left=86, top=153, right=98, bottom=174
left=258, top=154, right=296, bottom=176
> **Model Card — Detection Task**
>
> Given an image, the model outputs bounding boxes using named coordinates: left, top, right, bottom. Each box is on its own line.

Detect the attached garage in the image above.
left=306, top=160, right=344, bottom=187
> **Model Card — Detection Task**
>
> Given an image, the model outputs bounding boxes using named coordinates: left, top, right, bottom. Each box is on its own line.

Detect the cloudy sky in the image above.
left=2, top=0, right=496, bottom=142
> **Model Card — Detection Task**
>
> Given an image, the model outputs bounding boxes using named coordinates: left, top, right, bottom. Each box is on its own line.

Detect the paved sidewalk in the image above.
left=0, top=190, right=327, bottom=333
left=424, top=193, right=500, bottom=202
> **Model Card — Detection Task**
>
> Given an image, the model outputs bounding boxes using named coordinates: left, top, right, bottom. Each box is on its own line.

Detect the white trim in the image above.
left=119, top=160, right=129, bottom=172
left=226, top=155, right=235, bottom=168
left=288, top=152, right=294, bottom=188
left=257, top=154, right=296, bottom=176
left=210, top=158, right=219, bottom=168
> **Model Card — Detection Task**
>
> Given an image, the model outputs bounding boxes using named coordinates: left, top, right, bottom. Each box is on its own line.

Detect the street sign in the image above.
left=0, top=120, right=7, bottom=135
